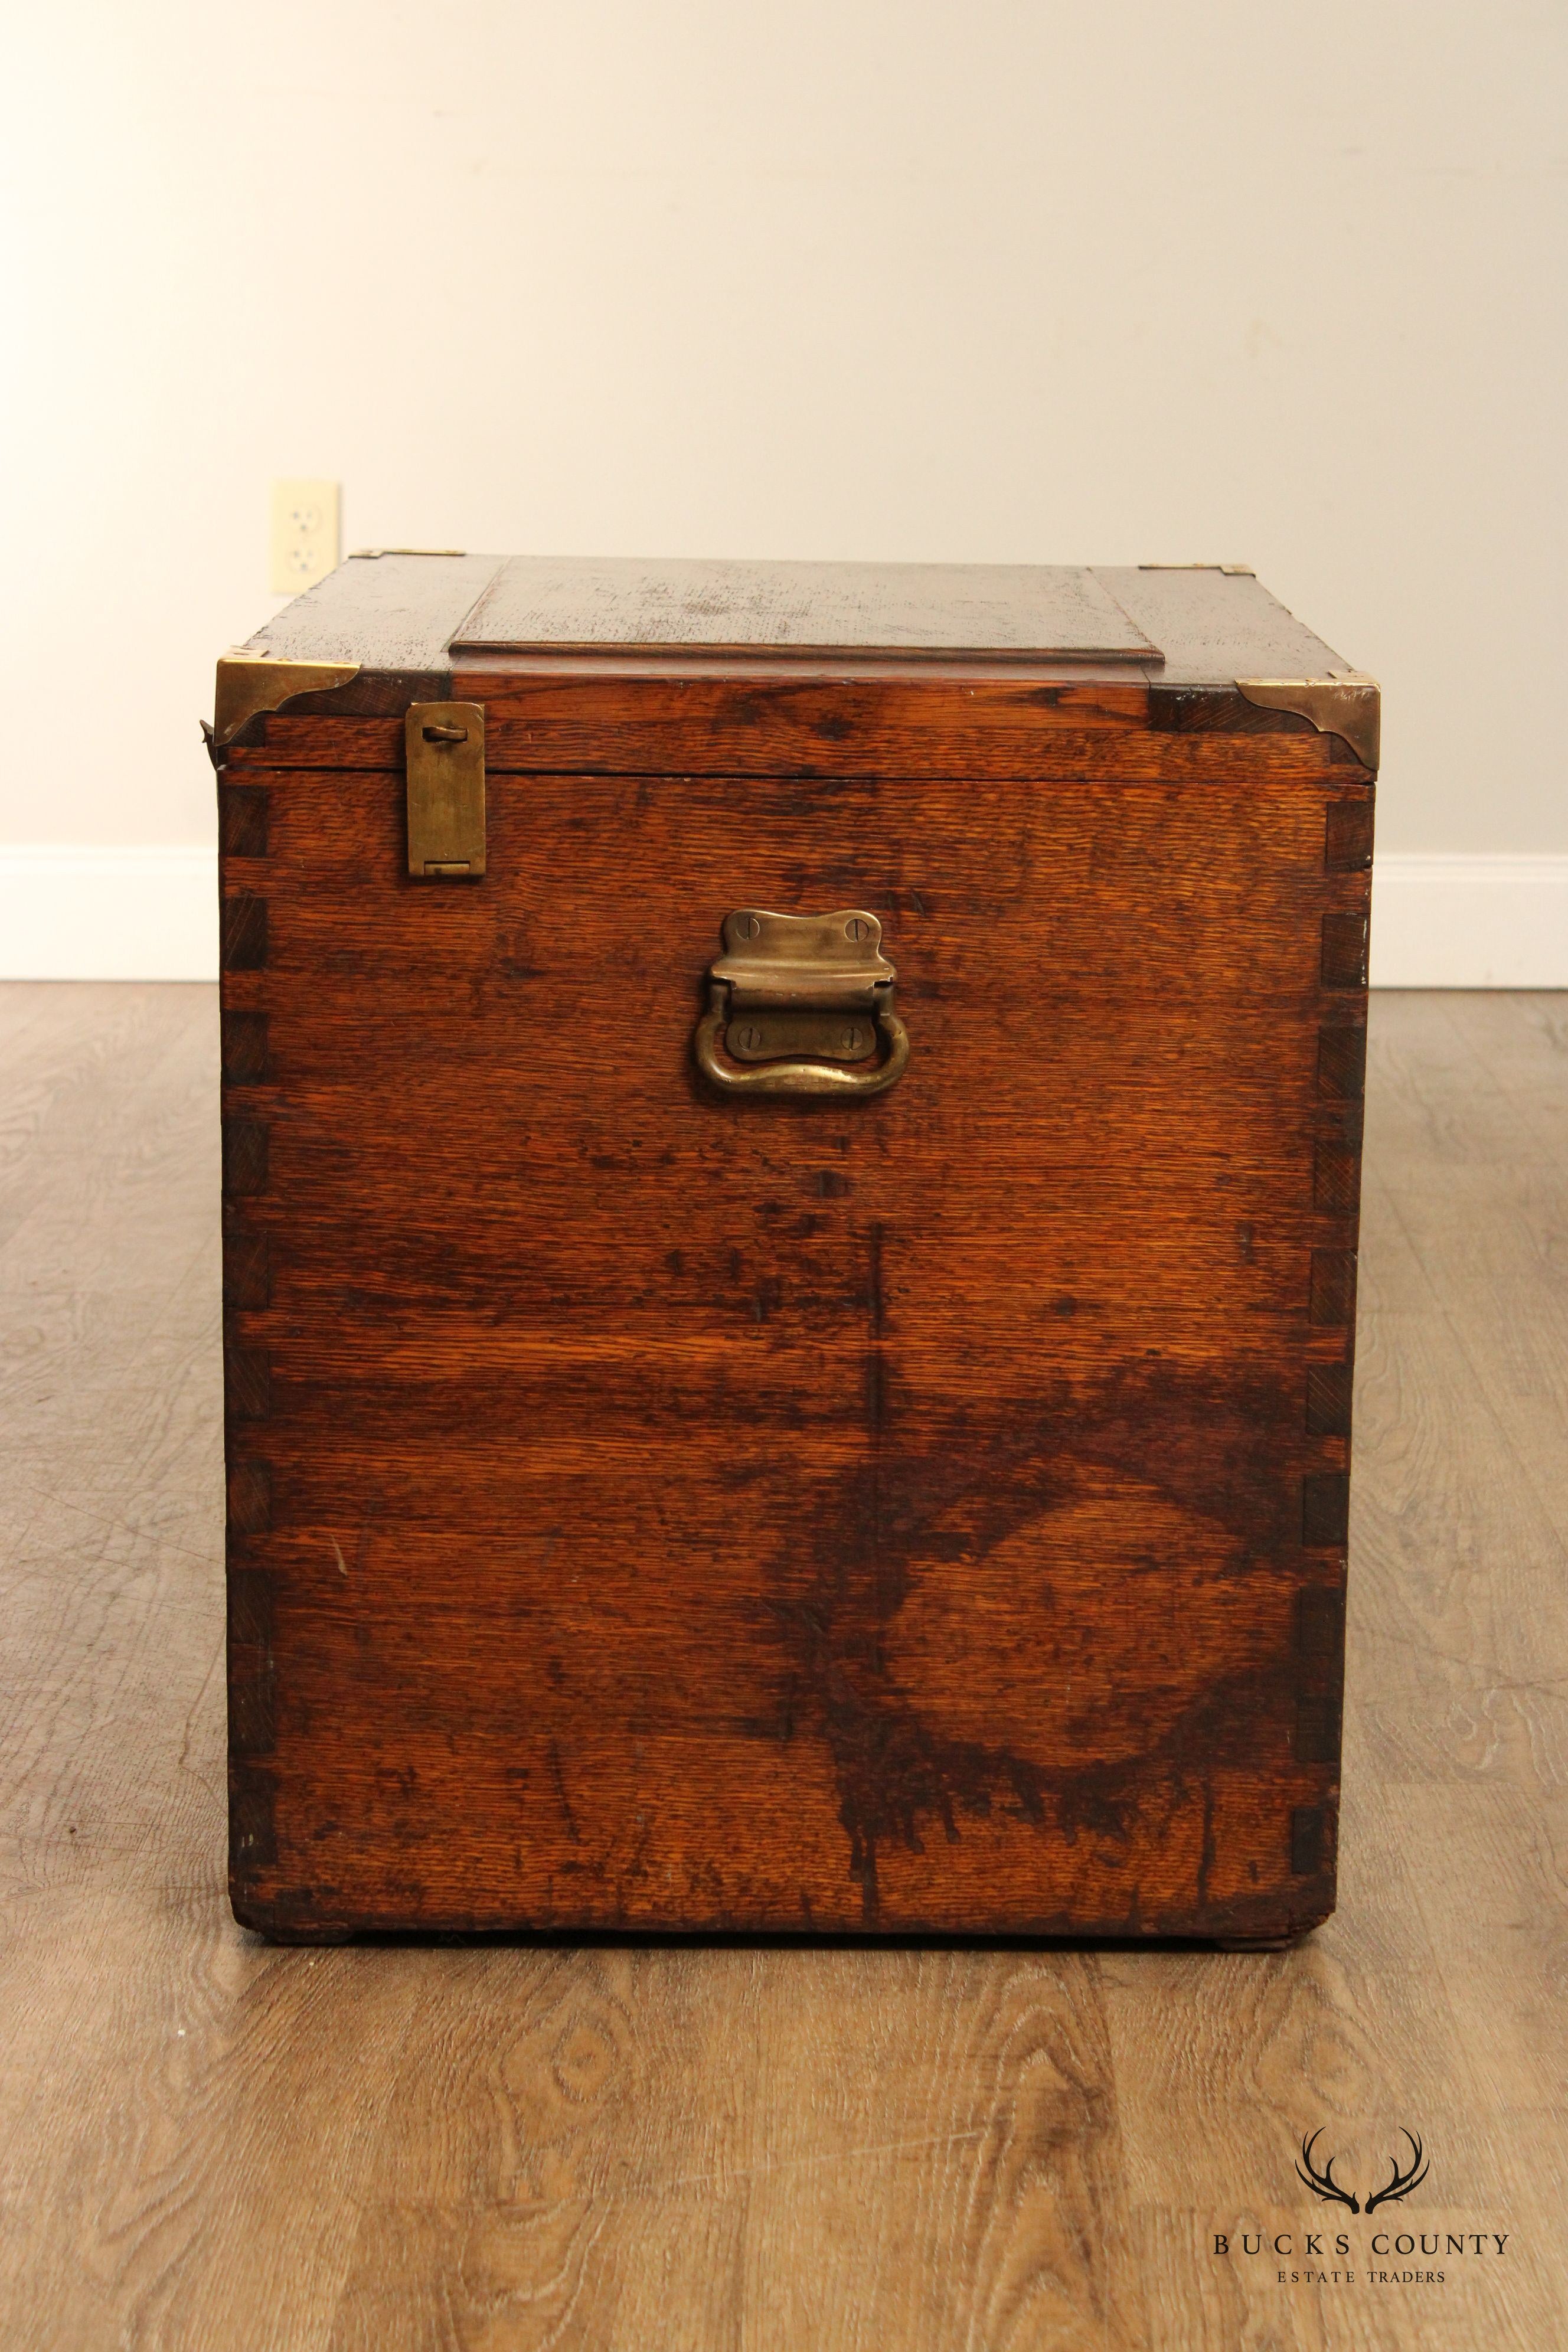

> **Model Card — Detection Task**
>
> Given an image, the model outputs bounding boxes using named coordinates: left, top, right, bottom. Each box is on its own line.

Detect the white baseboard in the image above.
left=1369, top=853, right=1568, bottom=988
left=0, top=846, right=217, bottom=981
left=0, top=845, right=1563, bottom=988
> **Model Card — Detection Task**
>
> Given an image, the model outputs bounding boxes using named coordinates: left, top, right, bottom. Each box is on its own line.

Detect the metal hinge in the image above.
left=406, top=702, right=485, bottom=878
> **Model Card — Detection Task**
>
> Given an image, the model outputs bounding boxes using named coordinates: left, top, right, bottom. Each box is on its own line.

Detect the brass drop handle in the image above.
left=695, top=909, right=910, bottom=1097
left=696, top=984, right=910, bottom=1096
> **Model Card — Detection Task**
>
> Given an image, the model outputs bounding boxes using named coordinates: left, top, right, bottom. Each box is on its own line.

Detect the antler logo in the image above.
left=1296, top=2129, right=1429, bottom=2214
left=1296, top=2130, right=1361, bottom=2211
left=1366, top=2131, right=1429, bottom=2213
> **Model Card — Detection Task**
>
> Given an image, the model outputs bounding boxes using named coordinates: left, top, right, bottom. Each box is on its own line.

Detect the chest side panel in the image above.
left=220, top=707, right=1367, bottom=1938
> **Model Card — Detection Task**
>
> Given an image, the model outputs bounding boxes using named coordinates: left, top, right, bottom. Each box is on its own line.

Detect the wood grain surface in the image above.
left=224, top=680, right=1360, bottom=780
left=447, top=553, right=1161, bottom=658
left=1, top=985, right=1562, bottom=2347
left=240, top=557, right=1350, bottom=692
left=218, top=690, right=1367, bottom=1940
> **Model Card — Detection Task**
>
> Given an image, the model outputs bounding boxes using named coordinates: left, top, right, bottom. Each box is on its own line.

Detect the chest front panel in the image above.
left=221, top=704, right=1366, bottom=1939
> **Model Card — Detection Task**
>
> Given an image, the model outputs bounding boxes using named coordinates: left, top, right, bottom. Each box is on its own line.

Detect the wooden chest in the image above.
left=214, top=555, right=1374, bottom=1945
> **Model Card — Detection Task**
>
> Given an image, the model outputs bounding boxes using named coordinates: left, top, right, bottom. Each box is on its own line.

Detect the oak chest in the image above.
left=213, top=554, right=1374, bottom=1945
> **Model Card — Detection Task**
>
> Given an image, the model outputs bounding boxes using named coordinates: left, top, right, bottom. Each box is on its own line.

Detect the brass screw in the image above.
left=736, top=914, right=762, bottom=940
left=844, top=1027, right=864, bottom=1053
left=845, top=917, right=871, bottom=942
left=737, top=1024, right=763, bottom=1051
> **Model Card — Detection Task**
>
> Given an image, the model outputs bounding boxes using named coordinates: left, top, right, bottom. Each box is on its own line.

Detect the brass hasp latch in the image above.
left=696, top=909, right=909, bottom=1097
left=406, top=701, right=486, bottom=877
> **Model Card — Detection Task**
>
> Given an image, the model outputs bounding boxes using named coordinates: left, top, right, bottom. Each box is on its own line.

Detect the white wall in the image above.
left=1, top=3, right=1564, bottom=976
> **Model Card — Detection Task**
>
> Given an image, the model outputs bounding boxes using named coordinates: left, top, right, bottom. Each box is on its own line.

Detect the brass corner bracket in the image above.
left=213, top=652, right=361, bottom=747
left=1236, top=670, right=1380, bottom=772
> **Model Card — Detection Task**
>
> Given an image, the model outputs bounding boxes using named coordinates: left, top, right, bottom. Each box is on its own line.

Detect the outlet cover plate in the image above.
left=270, top=479, right=341, bottom=596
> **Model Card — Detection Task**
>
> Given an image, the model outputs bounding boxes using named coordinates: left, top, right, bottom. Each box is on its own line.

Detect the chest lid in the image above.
left=449, top=554, right=1162, bottom=663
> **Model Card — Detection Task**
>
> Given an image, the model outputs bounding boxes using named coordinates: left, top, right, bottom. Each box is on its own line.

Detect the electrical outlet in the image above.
left=270, top=479, right=340, bottom=594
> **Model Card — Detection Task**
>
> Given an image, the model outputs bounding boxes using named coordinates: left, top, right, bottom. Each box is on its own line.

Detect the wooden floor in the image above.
left=1, top=985, right=1563, bottom=2351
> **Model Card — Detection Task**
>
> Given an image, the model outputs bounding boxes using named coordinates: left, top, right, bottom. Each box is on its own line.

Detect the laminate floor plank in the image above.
left=0, top=988, right=211, bottom=1236
left=732, top=1949, right=1146, bottom=2352
left=1367, top=994, right=1568, bottom=1557
left=1374, top=1180, right=1568, bottom=1549
left=327, top=1948, right=1146, bottom=2352
left=0, top=1892, right=432, bottom=2352
left=1348, top=1305, right=1568, bottom=1795
left=0, top=982, right=1563, bottom=2351
left=1438, top=991, right=1568, bottom=1160
left=1362, top=992, right=1563, bottom=1175
left=1399, top=1783, right=1568, bottom=2116
left=326, top=1945, right=764, bottom=2352
left=0, top=1488, right=223, bottom=1899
